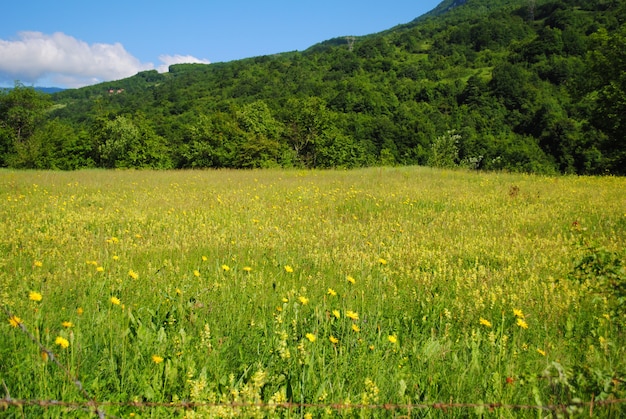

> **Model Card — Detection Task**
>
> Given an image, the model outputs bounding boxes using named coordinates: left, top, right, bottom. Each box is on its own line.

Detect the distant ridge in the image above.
left=36, top=87, right=65, bottom=94
left=0, top=86, right=65, bottom=94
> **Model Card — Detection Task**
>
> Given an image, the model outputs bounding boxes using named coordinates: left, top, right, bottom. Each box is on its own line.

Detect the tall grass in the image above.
left=1, top=167, right=625, bottom=418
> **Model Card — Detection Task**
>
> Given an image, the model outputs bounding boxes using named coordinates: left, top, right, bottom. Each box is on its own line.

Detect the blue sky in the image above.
left=1, top=1, right=441, bottom=89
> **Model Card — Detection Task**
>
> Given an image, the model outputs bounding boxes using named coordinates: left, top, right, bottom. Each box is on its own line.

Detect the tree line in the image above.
left=1, top=0, right=624, bottom=173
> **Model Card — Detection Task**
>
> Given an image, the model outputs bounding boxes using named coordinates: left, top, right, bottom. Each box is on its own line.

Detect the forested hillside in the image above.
left=1, top=0, right=625, bottom=173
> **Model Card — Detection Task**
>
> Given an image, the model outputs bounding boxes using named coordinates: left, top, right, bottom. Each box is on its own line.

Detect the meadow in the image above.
left=1, top=167, right=625, bottom=418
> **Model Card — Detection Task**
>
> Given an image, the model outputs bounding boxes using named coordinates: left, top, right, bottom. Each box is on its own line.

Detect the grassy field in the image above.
left=1, top=167, right=625, bottom=418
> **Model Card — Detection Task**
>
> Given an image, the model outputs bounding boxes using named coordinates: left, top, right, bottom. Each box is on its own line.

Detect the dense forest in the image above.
left=1, top=0, right=625, bottom=174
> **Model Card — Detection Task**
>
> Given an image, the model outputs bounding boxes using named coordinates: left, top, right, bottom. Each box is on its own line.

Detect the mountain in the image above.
left=36, top=87, right=65, bottom=94
left=3, top=0, right=626, bottom=173
left=1, top=86, right=65, bottom=94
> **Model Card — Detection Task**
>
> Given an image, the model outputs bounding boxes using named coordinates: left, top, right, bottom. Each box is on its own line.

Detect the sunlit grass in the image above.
left=1, top=167, right=625, bottom=417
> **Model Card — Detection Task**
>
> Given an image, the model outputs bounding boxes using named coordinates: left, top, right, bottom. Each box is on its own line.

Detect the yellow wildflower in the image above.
left=479, top=318, right=492, bottom=328
left=388, top=334, right=398, bottom=344
left=516, top=318, right=529, bottom=329
left=329, top=335, right=339, bottom=344
left=128, top=270, right=139, bottom=280
left=29, top=291, right=43, bottom=302
left=62, top=321, right=73, bottom=328
left=346, top=275, right=356, bottom=284
left=202, top=256, right=208, bottom=261
left=243, top=266, right=252, bottom=272
left=284, top=265, right=294, bottom=273
left=352, top=324, right=360, bottom=332
left=537, top=348, right=546, bottom=356
left=327, top=288, right=337, bottom=296
left=110, top=296, right=121, bottom=305
left=151, top=355, right=164, bottom=364
left=221, top=264, right=230, bottom=272
left=305, top=333, right=316, bottom=342
left=513, top=308, right=525, bottom=319
left=193, top=270, right=201, bottom=277
left=346, top=310, right=359, bottom=321
left=298, top=296, right=309, bottom=305
left=332, top=310, right=341, bottom=319
left=76, top=307, right=84, bottom=315
left=379, top=258, right=388, bottom=265
left=33, top=260, right=43, bottom=267
left=282, top=297, right=288, bottom=303
left=96, top=266, right=104, bottom=272
left=8, top=315, right=22, bottom=328
left=55, top=336, right=70, bottom=349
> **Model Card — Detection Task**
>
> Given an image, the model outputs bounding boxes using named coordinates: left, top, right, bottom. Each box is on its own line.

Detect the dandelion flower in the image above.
left=96, top=266, right=104, bottom=272
left=282, top=297, right=288, bottom=303
left=110, top=296, right=121, bottom=305
left=284, top=265, right=294, bottom=273
left=29, top=291, right=43, bottom=302
left=346, top=275, right=356, bottom=284
left=221, top=265, right=230, bottom=272
left=305, top=333, right=316, bottom=342
left=202, top=256, right=208, bottom=262
left=327, top=288, right=337, bottom=296
left=193, top=270, right=201, bottom=277
left=33, top=260, right=43, bottom=267
left=332, top=310, right=341, bottom=319
left=151, top=355, right=164, bottom=364
left=76, top=307, right=84, bottom=315
left=243, top=266, right=252, bottom=272
left=298, top=296, right=309, bottom=305
left=516, top=318, right=529, bottom=329
left=388, top=334, right=398, bottom=344
left=55, top=336, right=69, bottom=349
left=346, top=310, right=359, bottom=321
left=8, top=315, right=22, bottom=328
left=128, top=270, right=139, bottom=280
left=352, top=324, right=360, bottom=333
left=378, top=258, right=388, bottom=265
left=176, top=288, right=182, bottom=295
left=329, top=335, right=339, bottom=344
left=513, top=308, right=525, bottom=319
left=112, top=255, right=119, bottom=261
left=479, top=318, right=492, bottom=328
left=62, top=321, right=73, bottom=328
left=537, top=348, right=546, bottom=356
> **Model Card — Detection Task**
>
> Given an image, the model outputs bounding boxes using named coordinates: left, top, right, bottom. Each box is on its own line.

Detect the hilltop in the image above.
left=1, top=0, right=625, bottom=173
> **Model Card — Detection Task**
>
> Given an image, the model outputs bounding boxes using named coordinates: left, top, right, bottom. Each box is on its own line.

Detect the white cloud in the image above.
left=157, top=54, right=211, bottom=73
left=0, top=32, right=210, bottom=88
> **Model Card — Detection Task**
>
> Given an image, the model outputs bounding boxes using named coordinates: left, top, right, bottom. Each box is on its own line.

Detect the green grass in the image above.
left=1, top=167, right=625, bottom=418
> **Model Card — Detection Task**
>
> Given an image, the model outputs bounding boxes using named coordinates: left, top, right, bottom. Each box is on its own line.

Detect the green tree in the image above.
left=6, top=120, right=89, bottom=169
left=0, top=82, right=51, bottom=166
left=584, top=25, right=626, bottom=173
left=235, top=101, right=285, bottom=168
left=92, top=114, right=172, bottom=168
left=283, top=97, right=333, bottom=167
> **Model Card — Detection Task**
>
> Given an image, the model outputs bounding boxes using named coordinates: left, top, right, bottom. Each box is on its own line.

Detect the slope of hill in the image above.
left=2, top=0, right=625, bottom=173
